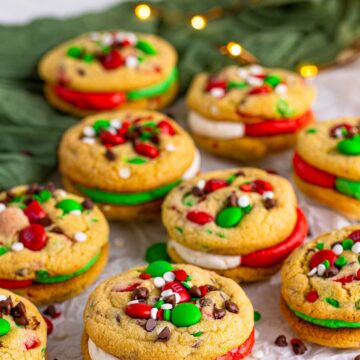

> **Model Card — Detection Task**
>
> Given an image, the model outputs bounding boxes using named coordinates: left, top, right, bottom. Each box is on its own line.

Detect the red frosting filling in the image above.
left=242, top=111, right=313, bottom=137
left=240, top=208, right=308, bottom=268
left=293, top=152, right=336, bottom=188
left=216, top=328, right=255, bottom=360
left=0, top=279, right=33, bottom=289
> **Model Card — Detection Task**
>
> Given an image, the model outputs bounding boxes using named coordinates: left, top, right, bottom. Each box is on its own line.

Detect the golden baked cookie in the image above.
left=186, top=65, right=316, bottom=160
left=82, top=262, right=255, bottom=359
left=39, top=31, right=178, bottom=116
left=59, top=110, right=199, bottom=221
left=162, top=168, right=308, bottom=282
left=293, top=118, right=360, bottom=220
left=0, top=288, right=47, bottom=359
left=281, top=225, right=360, bottom=348
left=0, top=183, right=109, bottom=304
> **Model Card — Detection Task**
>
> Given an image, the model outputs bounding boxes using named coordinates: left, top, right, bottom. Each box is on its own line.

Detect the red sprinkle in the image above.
left=186, top=210, right=214, bottom=225
left=240, top=183, right=252, bottom=192
left=348, top=230, right=360, bottom=243
left=19, top=224, right=47, bottom=251
left=206, top=78, right=226, bottom=92
left=334, top=275, right=355, bottom=284
left=157, top=309, right=164, bottom=320
left=24, top=200, right=46, bottom=223
left=43, top=316, right=53, bottom=335
left=199, top=285, right=208, bottom=297
left=99, top=50, right=124, bottom=70
left=24, top=334, right=41, bottom=350
left=99, top=131, right=126, bottom=147
left=125, top=303, right=152, bottom=319
left=172, top=269, right=187, bottom=281
left=134, top=142, right=159, bottom=159
left=112, top=282, right=141, bottom=292
left=139, top=273, right=151, bottom=280
left=204, top=179, right=228, bottom=194
left=248, top=84, right=272, bottom=95
left=158, top=120, right=175, bottom=136
left=252, top=179, right=273, bottom=194
left=117, top=121, right=131, bottom=135
left=305, top=290, right=319, bottom=303
left=309, top=249, right=337, bottom=269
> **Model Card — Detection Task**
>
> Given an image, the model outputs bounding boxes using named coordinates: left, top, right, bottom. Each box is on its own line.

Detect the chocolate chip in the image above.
left=191, top=187, right=204, bottom=197
left=264, top=198, right=276, bottom=209
left=213, top=307, right=226, bottom=320
left=105, top=149, right=116, bottom=161
left=354, top=355, right=360, bottom=360
left=157, top=326, right=170, bottom=341
left=145, top=319, right=156, bottom=332
left=189, top=286, right=202, bottom=298
left=307, top=227, right=312, bottom=237
left=199, top=298, right=212, bottom=307
left=132, top=287, right=149, bottom=301
left=11, top=302, right=28, bottom=326
left=164, top=295, right=176, bottom=307
left=43, top=305, right=60, bottom=319
left=26, top=183, right=39, bottom=195
left=15, top=268, right=28, bottom=277
left=116, top=314, right=121, bottom=323
left=38, top=217, right=52, bottom=227
left=206, top=284, right=218, bottom=292
left=224, top=300, right=239, bottom=314
left=228, top=192, right=238, bottom=207
left=77, top=68, right=86, bottom=76
left=0, top=297, right=12, bottom=315
left=275, top=335, right=288, bottom=347
left=151, top=135, right=160, bottom=145
left=323, top=266, right=339, bottom=278
left=235, top=170, right=245, bottom=177
left=51, top=226, right=64, bottom=234
left=82, top=198, right=94, bottom=210
left=291, top=339, right=307, bottom=355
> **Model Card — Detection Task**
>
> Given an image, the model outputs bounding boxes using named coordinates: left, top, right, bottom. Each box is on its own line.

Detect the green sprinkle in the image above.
left=227, top=81, right=247, bottom=90
left=358, top=255, right=360, bottom=264
left=136, top=39, right=157, bottom=55
left=254, top=311, right=262, bottom=322
left=175, top=226, right=183, bottom=234
left=140, top=132, right=153, bottom=140
left=342, top=238, right=354, bottom=250
left=335, top=255, right=347, bottom=267
left=93, top=119, right=110, bottom=134
left=34, top=189, right=52, bottom=203
left=226, top=174, right=236, bottom=184
left=216, top=232, right=226, bottom=238
left=181, top=281, right=191, bottom=290
left=323, top=260, right=330, bottom=269
left=163, top=309, right=171, bottom=321
left=143, top=121, right=157, bottom=127
left=326, top=298, right=340, bottom=308
left=276, top=98, right=295, bottom=118
left=154, top=300, right=164, bottom=309
left=67, top=46, right=83, bottom=58
left=355, top=299, right=360, bottom=310
left=91, top=218, right=98, bottom=223
left=315, top=243, right=324, bottom=250
left=205, top=229, right=213, bottom=235
left=264, top=74, right=281, bottom=87
left=127, top=157, right=147, bottom=164
left=186, top=276, right=192, bottom=281
left=191, top=297, right=199, bottom=302
left=138, top=55, right=145, bottom=63
left=83, top=53, right=95, bottom=63
left=243, top=205, right=252, bottom=214
left=183, top=194, right=197, bottom=207
left=9, top=195, right=26, bottom=203
left=306, top=128, right=317, bottom=134
left=0, top=246, right=7, bottom=256
left=192, top=331, right=203, bottom=337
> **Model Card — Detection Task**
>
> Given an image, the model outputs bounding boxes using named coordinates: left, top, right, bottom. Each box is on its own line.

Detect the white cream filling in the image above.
left=181, top=149, right=201, bottom=180
left=168, top=240, right=241, bottom=270
left=188, top=111, right=245, bottom=140
left=88, top=338, right=119, bottom=360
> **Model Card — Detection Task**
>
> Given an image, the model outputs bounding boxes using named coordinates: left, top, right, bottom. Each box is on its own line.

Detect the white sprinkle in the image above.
left=0, top=203, right=6, bottom=213
left=0, top=295, right=7, bottom=301
left=209, top=104, right=219, bottom=115
left=70, top=210, right=82, bottom=216
left=196, top=179, right=206, bottom=190
left=153, top=277, right=165, bottom=288
left=174, top=293, right=181, bottom=303
left=317, top=263, right=326, bottom=276
left=119, top=167, right=131, bottom=179
left=107, top=127, right=117, bottom=135
left=74, top=231, right=87, bottom=242
left=332, top=244, right=343, bottom=255
left=262, top=191, right=274, bottom=200
left=127, top=300, right=139, bottom=305
left=163, top=271, right=175, bottom=282
left=307, top=267, right=317, bottom=277
left=238, top=195, right=250, bottom=208
left=82, top=137, right=95, bottom=145
left=334, top=128, right=343, bottom=138
left=249, top=65, right=264, bottom=75
left=237, top=68, right=249, bottom=79
left=110, top=119, right=122, bottom=129
left=161, top=303, right=173, bottom=310
left=83, top=126, right=95, bottom=137
left=101, top=33, right=113, bottom=46
left=352, top=242, right=360, bottom=254
left=161, top=289, right=173, bottom=298
left=125, top=55, right=138, bottom=68
left=165, top=143, right=176, bottom=152
left=11, top=242, right=24, bottom=252
left=210, top=87, right=225, bottom=98
left=150, top=308, right=158, bottom=320
left=247, top=76, right=263, bottom=87
left=275, top=84, right=288, bottom=95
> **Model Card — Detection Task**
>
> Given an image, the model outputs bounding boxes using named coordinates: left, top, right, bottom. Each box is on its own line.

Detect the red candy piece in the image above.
left=329, top=123, right=353, bottom=138
left=99, top=50, right=124, bottom=70
left=305, top=290, right=319, bottom=303
left=293, top=152, right=336, bottom=188
left=134, top=142, right=159, bottom=159
left=99, top=131, right=126, bottom=147
left=348, top=230, right=360, bottom=243
left=24, top=334, right=41, bottom=350
left=186, top=211, right=214, bottom=225
left=357, top=269, right=360, bottom=280
left=157, top=309, right=164, bottom=320
left=139, top=273, right=151, bottom=280
left=252, top=179, right=273, bottom=194
left=19, top=224, right=47, bottom=251
left=43, top=316, right=53, bottom=335
left=24, top=200, right=46, bottom=223
left=125, top=303, right=152, bottom=319
left=309, top=249, right=337, bottom=270
left=204, top=179, right=228, bottom=194
left=334, top=275, right=355, bottom=284
left=206, top=78, right=226, bottom=92
left=162, top=281, right=190, bottom=303
left=173, top=269, right=187, bottom=281
left=0, top=278, right=33, bottom=289
left=117, top=121, right=131, bottom=136
left=240, top=183, right=252, bottom=192
left=158, top=120, right=175, bottom=136
left=199, top=285, right=208, bottom=297
left=248, top=84, right=272, bottom=95
left=112, top=282, right=141, bottom=292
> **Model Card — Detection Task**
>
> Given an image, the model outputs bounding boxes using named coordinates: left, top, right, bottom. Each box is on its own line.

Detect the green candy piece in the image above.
left=145, top=243, right=170, bottom=263
left=154, top=300, right=164, bottom=309
left=9, top=195, right=26, bottom=204
left=67, top=46, right=82, bottom=58
left=0, top=318, right=10, bottom=337
left=355, top=299, right=360, bottom=310
left=0, top=246, right=8, bottom=256
left=136, top=39, right=157, bottom=55
left=342, top=238, right=354, bottom=250
left=171, top=303, right=201, bottom=327
left=335, top=178, right=360, bottom=199
left=227, top=81, right=247, bottom=90
left=163, top=309, right=171, bottom=321
left=335, top=255, right=347, bottom=267
left=145, top=260, right=173, bottom=278
left=326, top=298, right=340, bottom=308
left=216, top=207, right=243, bottom=228
left=276, top=98, right=295, bottom=118
left=34, top=189, right=52, bottom=203
left=254, top=311, right=262, bottom=322
left=181, top=281, right=191, bottom=290
left=93, top=119, right=110, bottom=134
left=127, top=157, right=147, bottom=164
left=337, top=138, right=360, bottom=155
left=306, top=128, right=317, bottom=134
left=83, top=53, right=95, bottom=63
left=226, top=174, right=236, bottom=184
left=192, top=331, right=203, bottom=337
left=56, top=199, right=83, bottom=214
left=315, top=242, right=324, bottom=250
left=323, top=260, right=330, bottom=269
left=264, top=74, right=281, bottom=87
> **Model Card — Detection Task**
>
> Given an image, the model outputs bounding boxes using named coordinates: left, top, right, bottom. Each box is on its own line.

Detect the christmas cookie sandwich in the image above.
left=39, top=31, right=178, bottom=116
left=82, top=261, right=254, bottom=359
left=59, top=110, right=200, bottom=220
left=0, top=288, right=47, bottom=359
left=294, top=118, right=360, bottom=220
left=281, top=225, right=360, bottom=348
left=0, top=183, right=109, bottom=304
left=186, top=65, right=316, bottom=160
left=162, top=168, right=308, bottom=282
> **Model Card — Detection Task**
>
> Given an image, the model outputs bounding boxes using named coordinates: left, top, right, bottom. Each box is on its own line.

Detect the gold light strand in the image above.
left=298, top=64, right=318, bottom=78
left=220, top=41, right=258, bottom=65
left=190, top=15, right=207, bottom=30
left=134, top=3, right=152, bottom=20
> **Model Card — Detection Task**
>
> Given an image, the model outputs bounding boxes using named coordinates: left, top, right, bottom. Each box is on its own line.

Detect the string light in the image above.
left=190, top=15, right=207, bottom=30
left=134, top=4, right=152, bottom=20
left=226, top=42, right=242, bottom=57
left=299, top=64, right=318, bottom=78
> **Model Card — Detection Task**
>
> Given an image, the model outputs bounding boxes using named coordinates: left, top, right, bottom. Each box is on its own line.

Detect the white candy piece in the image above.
left=161, top=289, right=173, bottom=298
left=70, top=210, right=82, bottom=216
left=174, top=293, right=181, bottom=303
left=163, top=271, right=175, bottom=282
left=153, top=277, right=165, bottom=288
left=0, top=203, right=6, bottom=213
left=352, top=242, right=360, bottom=254
left=119, top=167, right=131, bottom=179
left=82, top=137, right=96, bottom=145
left=165, top=143, right=176, bottom=152
left=74, top=231, right=87, bottom=242
left=247, top=76, right=263, bottom=87
left=125, top=55, right=138, bottom=68
left=238, top=195, right=250, bottom=208
left=196, top=179, right=206, bottom=190
left=83, top=126, right=95, bottom=137
left=150, top=308, right=158, bottom=320
left=249, top=64, right=264, bottom=75
left=0, top=295, right=7, bottom=302
left=317, top=263, right=326, bottom=276
left=110, top=119, right=122, bottom=129
left=237, top=68, right=249, bottom=79
left=127, top=300, right=139, bottom=305
left=307, top=267, right=317, bottom=277
left=332, top=244, right=343, bottom=255
left=262, top=191, right=274, bottom=200
left=209, top=87, right=225, bottom=98
left=11, top=242, right=24, bottom=251
left=161, top=303, right=173, bottom=310
left=334, top=128, right=343, bottom=138
left=275, top=84, right=288, bottom=95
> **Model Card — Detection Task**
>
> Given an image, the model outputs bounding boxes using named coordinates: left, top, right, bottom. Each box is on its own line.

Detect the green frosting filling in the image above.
left=290, top=306, right=360, bottom=329
left=35, top=252, right=100, bottom=283
left=335, top=177, right=360, bottom=199
left=127, top=67, right=178, bottom=101
left=77, top=179, right=181, bottom=206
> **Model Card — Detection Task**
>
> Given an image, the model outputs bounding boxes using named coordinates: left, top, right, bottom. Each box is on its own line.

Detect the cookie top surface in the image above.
left=39, top=31, right=177, bottom=92
left=84, top=263, right=254, bottom=360
left=0, top=289, right=47, bottom=359
left=296, top=118, right=360, bottom=180
left=162, top=168, right=298, bottom=255
left=282, top=225, right=360, bottom=323
left=0, top=183, right=108, bottom=280
left=186, top=65, right=315, bottom=123
left=59, top=110, right=197, bottom=192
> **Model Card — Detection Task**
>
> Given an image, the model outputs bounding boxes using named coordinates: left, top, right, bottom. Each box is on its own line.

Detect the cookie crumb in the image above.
left=290, top=338, right=307, bottom=355
left=274, top=334, right=287, bottom=347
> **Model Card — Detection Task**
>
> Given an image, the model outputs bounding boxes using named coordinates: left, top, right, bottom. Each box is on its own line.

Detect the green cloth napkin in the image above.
left=0, top=0, right=359, bottom=190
